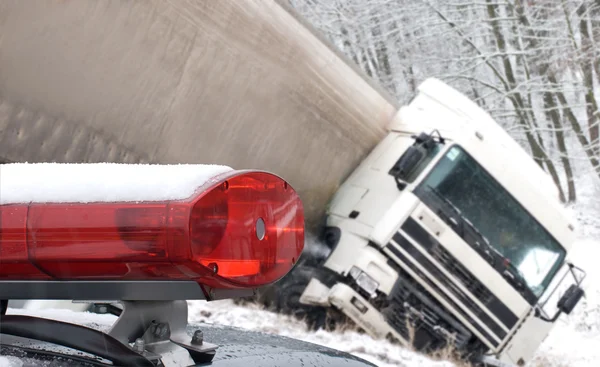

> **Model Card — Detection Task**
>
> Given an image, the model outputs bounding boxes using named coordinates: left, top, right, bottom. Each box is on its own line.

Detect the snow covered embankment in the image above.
left=188, top=300, right=453, bottom=367
left=186, top=238, right=600, bottom=367
left=9, top=240, right=599, bottom=367
left=529, top=239, right=600, bottom=367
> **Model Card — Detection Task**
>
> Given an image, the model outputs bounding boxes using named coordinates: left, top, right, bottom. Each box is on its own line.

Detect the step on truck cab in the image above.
left=299, top=78, right=587, bottom=366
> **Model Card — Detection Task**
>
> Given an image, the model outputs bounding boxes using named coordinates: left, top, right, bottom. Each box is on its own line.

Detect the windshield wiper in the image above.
left=489, top=247, right=529, bottom=292
left=426, top=186, right=530, bottom=294
left=426, top=186, right=490, bottom=246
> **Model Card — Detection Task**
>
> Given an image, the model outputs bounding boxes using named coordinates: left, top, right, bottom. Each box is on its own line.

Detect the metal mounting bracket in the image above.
left=102, top=300, right=218, bottom=366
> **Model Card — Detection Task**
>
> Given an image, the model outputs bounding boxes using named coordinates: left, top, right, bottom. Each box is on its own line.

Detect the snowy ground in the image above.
left=180, top=192, right=600, bottom=367
left=187, top=300, right=454, bottom=367
left=10, top=271, right=600, bottom=367
left=531, top=239, right=600, bottom=367
left=184, top=243, right=600, bottom=367
left=8, top=240, right=600, bottom=367
left=11, top=237, right=600, bottom=367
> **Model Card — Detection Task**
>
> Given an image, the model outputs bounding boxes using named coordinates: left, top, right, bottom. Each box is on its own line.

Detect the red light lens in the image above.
left=190, top=173, right=304, bottom=286
left=0, top=171, right=304, bottom=289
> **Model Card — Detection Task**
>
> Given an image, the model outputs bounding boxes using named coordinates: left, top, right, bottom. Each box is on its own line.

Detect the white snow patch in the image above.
left=530, top=239, right=600, bottom=367
left=6, top=307, right=117, bottom=333
left=15, top=300, right=91, bottom=313
left=0, top=356, right=23, bottom=367
left=0, top=163, right=233, bottom=204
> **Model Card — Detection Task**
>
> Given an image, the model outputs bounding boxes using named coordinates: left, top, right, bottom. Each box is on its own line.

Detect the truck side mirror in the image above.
left=388, top=131, right=444, bottom=191
left=389, top=145, right=426, bottom=187
left=557, top=284, right=585, bottom=315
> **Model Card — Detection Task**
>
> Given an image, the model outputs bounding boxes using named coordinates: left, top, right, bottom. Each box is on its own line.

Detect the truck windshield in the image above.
left=414, top=145, right=566, bottom=300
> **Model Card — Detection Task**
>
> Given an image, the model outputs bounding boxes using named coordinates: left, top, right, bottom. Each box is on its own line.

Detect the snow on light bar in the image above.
left=0, top=163, right=304, bottom=289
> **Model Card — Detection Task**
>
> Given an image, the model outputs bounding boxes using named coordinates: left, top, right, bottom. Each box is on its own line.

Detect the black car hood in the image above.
left=0, top=322, right=377, bottom=367
left=197, top=323, right=376, bottom=366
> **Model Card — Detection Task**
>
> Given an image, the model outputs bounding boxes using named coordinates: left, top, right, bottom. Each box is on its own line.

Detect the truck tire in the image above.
left=270, top=261, right=348, bottom=331
left=275, top=281, right=328, bottom=329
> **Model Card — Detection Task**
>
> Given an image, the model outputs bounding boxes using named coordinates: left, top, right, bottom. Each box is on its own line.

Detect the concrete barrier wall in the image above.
left=0, top=0, right=397, bottom=230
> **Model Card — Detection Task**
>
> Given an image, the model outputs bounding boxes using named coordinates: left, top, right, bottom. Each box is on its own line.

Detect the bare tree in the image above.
left=290, top=0, right=600, bottom=204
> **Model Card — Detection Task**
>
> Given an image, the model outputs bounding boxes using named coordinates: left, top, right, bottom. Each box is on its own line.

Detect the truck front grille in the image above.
left=380, top=263, right=472, bottom=350
left=400, top=217, right=518, bottom=333
left=384, top=239, right=502, bottom=349
left=428, top=243, right=494, bottom=304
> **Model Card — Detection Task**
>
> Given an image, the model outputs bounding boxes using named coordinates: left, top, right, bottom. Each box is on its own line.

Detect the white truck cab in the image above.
left=300, top=78, right=586, bottom=366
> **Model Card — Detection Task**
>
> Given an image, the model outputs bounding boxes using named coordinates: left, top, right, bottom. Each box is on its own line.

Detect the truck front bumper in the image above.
left=300, top=278, right=409, bottom=344
left=300, top=279, right=518, bottom=367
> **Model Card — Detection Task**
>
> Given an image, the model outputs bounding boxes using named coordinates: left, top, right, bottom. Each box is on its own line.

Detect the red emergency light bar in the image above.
left=0, top=169, right=304, bottom=299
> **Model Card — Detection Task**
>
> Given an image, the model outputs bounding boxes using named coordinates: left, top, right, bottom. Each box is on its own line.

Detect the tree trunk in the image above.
left=486, top=0, right=566, bottom=201
left=543, top=91, right=576, bottom=202
left=577, top=3, right=600, bottom=157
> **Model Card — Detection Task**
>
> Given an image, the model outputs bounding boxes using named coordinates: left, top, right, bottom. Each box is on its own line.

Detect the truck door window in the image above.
left=413, top=145, right=566, bottom=301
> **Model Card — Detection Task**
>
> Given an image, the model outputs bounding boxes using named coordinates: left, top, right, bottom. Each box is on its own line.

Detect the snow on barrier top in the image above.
left=0, top=163, right=233, bottom=204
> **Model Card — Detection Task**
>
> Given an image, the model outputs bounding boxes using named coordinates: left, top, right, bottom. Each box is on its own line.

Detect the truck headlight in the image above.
left=349, top=266, right=362, bottom=279
left=349, top=266, right=379, bottom=297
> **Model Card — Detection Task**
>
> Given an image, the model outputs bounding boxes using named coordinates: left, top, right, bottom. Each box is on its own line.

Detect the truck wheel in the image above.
left=275, top=281, right=329, bottom=330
